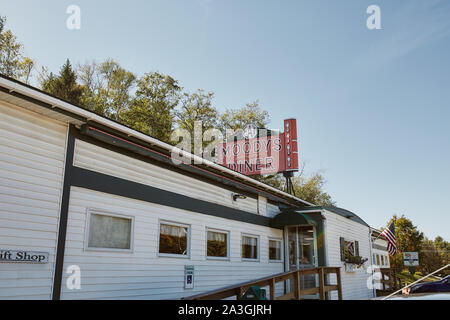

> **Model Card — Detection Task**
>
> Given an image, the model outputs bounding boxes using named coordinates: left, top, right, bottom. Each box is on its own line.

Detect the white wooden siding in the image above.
left=372, top=238, right=390, bottom=268
left=73, top=140, right=259, bottom=214
left=257, top=196, right=267, bottom=216
left=323, top=210, right=375, bottom=300
left=0, top=101, right=67, bottom=300
left=61, top=187, right=284, bottom=300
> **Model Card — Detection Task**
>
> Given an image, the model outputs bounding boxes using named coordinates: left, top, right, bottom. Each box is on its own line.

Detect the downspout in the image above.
left=369, top=229, right=376, bottom=298
left=321, top=211, right=330, bottom=299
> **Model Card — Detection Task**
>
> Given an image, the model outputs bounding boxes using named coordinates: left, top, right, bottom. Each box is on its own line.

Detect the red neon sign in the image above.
left=216, top=119, right=299, bottom=176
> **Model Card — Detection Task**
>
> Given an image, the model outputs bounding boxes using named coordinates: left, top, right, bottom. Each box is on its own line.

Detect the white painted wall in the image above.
left=61, top=187, right=285, bottom=300
left=0, top=101, right=68, bottom=299
left=73, top=139, right=261, bottom=215
left=323, top=210, right=374, bottom=300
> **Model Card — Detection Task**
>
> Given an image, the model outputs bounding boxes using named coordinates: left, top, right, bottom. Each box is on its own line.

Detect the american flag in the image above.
left=347, top=241, right=355, bottom=256
left=381, top=221, right=397, bottom=255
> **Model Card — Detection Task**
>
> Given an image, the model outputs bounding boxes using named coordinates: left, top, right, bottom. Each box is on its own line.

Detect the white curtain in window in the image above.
left=88, top=213, right=132, bottom=249
left=208, top=231, right=226, bottom=242
left=243, top=236, right=257, bottom=246
left=161, top=224, right=187, bottom=237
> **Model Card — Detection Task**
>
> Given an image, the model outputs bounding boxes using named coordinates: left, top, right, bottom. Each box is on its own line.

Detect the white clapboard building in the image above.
left=0, top=74, right=383, bottom=300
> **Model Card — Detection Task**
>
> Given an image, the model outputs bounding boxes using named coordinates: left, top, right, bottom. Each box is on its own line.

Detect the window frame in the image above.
left=205, top=227, right=230, bottom=261
left=158, top=219, right=191, bottom=259
left=268, top=237, right=283, bottom=263
left=84, top=209, right=135, bottom=253
left=241, top=233, right=260, bottom=262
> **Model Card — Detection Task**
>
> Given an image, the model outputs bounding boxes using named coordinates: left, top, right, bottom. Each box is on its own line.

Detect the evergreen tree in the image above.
left=41, top=59, right=83, bottom=105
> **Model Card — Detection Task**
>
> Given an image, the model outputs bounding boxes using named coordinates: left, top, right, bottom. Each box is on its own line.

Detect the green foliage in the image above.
left=254, top=170, right=336, bottom=206
left=0, top=17, right=35, bottom=83
left=291, top=173, right=335, bottom=206
left=253, top=174, right=285, bottom=190
left=40, top=59, right=83, bottom=105
left=0, top=16, right=5, bottom=34
left=433, top=236, right=449, bottom=266
left=219, top=100, right=270, bottom=133
left=175, top=89, right=218, bottom=151
left=123, top=72, right=182, bottom=142
left=383, top=215, right=424, bottom=272
left=77, top=59, right=136, bottom=120
left=382, top=215, right=448, bottom=275
left=345, top=255, right=365, bottom=265
left=420, top=237, right=443, bottom=274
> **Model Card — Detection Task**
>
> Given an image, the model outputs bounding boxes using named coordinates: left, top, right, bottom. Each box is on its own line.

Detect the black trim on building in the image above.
left=52, top=125, right=76, bottom=300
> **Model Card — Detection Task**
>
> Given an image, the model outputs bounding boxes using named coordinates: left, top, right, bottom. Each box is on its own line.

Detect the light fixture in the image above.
left=232, top=193, right=247, bottom=201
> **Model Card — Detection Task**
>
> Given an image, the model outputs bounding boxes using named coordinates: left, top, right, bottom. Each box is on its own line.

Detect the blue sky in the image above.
left=2, top=0, right=449, bottom=240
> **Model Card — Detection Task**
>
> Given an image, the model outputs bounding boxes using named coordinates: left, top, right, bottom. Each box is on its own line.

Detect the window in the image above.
left=159, top=221, right=190, bottom=256
left=376, top=254, right=380, bottom=266
left=86, top=211, right=133, bottom=251
left=269, top=238, right=282, bottom=262
left=345, top=240, right=356, bottom=257
left=340, top=237, right=360, bottom=261
left=242, top=234, right=259, bottom=260
left=381, top=255, right=385, bottom=266
left=207, top=229, right=229, bottom=259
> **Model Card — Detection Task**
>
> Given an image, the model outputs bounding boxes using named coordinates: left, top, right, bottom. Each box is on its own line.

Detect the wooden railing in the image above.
left=376, top=268, right=403, bottom=297
left=182, top=267, right=342, bottom=300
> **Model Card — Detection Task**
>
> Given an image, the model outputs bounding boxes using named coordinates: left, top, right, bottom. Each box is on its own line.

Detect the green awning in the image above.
left=270, top=209, right=319, bottom=228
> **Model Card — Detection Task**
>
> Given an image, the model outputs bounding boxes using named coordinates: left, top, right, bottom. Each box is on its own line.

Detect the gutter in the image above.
left=0, top=76, right=313, bottom=206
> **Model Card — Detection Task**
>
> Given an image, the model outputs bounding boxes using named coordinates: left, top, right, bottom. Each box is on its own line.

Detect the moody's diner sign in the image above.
left=216, top=119, right=299, bottom=176
left=0, top=249, right=49, bottom=264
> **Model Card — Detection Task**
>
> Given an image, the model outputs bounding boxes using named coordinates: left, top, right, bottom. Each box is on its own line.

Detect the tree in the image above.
left=123, top=72, right=182, bottom=142
left=77, top=59, right=136, bottom=120
left=0, top=16, right=5, bottom=34
left=175, top=89, right=218, bottom=151
left=254, top=174, right=285, bottom=190
left=254, top=166, right=335, bottom=206
left=40, top=59, right=83, bottom=105
left=291, top=172, right=336, bottom=206
left=384, top=215, right=424, bottom=272
left=0, top=16, right=35, bottom=82
left=219, top=100, right=270, bottom=133
left=420, top=238, right=443, bottom=274
left=77, top=61, right=103, bottom=113
left=433, top=236, right=449, bottom=272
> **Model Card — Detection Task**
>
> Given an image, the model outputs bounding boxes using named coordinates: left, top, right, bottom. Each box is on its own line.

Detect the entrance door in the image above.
left=286, top=225, right=318, bottom=296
